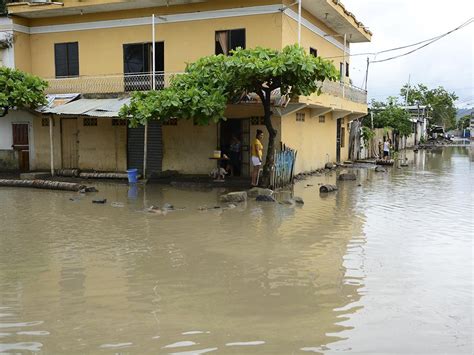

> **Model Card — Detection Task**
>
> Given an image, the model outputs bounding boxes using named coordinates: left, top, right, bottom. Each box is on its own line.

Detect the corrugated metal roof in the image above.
left=42, top=97, right=131, bottom=118
left=38, top=93, right=80, bottom=112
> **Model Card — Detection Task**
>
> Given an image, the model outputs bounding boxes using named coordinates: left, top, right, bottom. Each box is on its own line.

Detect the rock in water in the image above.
left=338, top=173, right=356, bottom=181
left=319, top=184, right=338, bottom=193
left=294, top=196, right=304, bottom=204
left=375, top=166, right=386, bottom=172
left=220, top=191, right=247, bottom=203
left=256, top=195, right=276, bottom=202
left=247, top=187, right=273, bottom=198
left=281, top=198, right=295, bottom=205
left=325, top=162, right=334, bottom=169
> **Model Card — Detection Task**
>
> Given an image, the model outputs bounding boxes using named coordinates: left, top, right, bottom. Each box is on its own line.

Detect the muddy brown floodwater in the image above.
left=0, top=147, right=472, bottom=354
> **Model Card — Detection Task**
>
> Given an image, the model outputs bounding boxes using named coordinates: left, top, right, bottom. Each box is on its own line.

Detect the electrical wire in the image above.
left=323, top=17, right=473, bottom=60
left=370, top=18, right=473, bottom=63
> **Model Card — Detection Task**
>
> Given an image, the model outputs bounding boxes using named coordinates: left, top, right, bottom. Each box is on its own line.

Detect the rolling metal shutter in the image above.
left=127, top=121, right=163, bottom=176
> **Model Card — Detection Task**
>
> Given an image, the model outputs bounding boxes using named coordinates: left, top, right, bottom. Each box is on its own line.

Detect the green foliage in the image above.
left=120, top=45, right=338, bottom=127
left=361, top=126, right=375, bottom=148
left=400, top=83, right=458, bottom=130
left=0, top=1, right=6, bottom=15
left=458, top=114, right=471, bottom=130
left=369, top=97, right=413, bottom=137
left=0, top=67, right=48, bottom=113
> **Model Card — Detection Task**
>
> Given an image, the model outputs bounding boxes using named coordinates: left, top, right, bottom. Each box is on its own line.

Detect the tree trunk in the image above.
left=260, top=88, right=277, bottom=188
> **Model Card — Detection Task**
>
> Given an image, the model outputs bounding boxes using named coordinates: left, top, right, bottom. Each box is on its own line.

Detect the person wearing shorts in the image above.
left=251, top=130, right=264, bottom=186
left=383, top=138, right=390, bottom=160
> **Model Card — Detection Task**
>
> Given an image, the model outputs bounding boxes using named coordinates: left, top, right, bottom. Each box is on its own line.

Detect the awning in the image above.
left=40, top=97, right=131, bottom=118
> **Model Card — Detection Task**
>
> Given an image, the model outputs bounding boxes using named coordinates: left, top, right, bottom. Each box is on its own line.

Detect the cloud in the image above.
left=341, top=0, right=474, bottom=107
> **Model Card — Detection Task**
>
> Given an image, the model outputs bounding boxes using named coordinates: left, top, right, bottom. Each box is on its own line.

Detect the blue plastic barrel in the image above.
left=126, top=168, right=138, bottom=183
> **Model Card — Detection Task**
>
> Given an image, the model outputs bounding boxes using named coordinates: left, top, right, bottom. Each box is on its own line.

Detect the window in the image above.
left=55, top=42, right=79, bottom=77
left=251, top=116, right=265, bottom=125
left=215, top=29, right=246, bottom=55
left=346, top=62, right=350, bottom=77
left=339, top=62, right=344, bottom=80
left=112, top=119, right=127, bottom=126
left=340, top=127, right=345, bottom=148
left=296, top=113, right=305, bottom=122
left=310, top=47, right=318, bottom=57
left=83, top=117, right=97, bottom=126
left=123, top=42, right=164, bottom=91
left=318, top=115, right=325, bottom=123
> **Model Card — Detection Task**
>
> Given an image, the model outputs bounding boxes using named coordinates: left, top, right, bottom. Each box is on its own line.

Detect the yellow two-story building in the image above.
left=6, top=0, right=371, bottom=177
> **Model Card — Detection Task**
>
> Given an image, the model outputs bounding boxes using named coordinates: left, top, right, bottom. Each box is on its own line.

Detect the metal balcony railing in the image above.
left=45, top=72, right=178, bottom=95
left=45, top=72, right=368, bottom=105
left=318, top=80, right=367, bottom=104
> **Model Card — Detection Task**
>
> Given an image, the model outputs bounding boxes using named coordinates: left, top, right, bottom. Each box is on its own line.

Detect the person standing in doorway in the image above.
left=251, top=130, right=264, bottom=186
left=383, top=138, right=390, bottom=160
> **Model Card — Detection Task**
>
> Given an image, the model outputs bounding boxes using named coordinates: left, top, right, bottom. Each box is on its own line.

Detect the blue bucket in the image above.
left=126, top=168, right=138, bottom=183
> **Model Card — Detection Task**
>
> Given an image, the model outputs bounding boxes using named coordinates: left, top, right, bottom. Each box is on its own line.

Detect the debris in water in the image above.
left=111, top=202, right=124, bottom=208
left=92, top=198, right=107, bottom=204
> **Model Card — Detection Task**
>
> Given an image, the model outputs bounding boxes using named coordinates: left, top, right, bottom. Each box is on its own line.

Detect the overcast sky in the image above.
left=341, top=0, right=474, bottom=108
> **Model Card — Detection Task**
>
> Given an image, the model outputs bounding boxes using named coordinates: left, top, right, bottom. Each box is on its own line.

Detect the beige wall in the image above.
left=33, top=116, right=126, bottom=171
left=12, top=32, right=32, bottom=72
left=78, top=118, right=127, bottom=171
left=162, top=119, right=216, bottom=174
left=281, top=108, right=337, bottom=174
left=17, top=9, right=282, bottom=78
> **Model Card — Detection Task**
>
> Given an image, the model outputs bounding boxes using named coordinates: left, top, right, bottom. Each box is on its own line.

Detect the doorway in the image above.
left=61, top=118, right=79, bottom=169
left=336, top=118, right=342, bottom=163
left=219, top=119, right=250, bottom=177
left=12, top=123, right=29, bottom=172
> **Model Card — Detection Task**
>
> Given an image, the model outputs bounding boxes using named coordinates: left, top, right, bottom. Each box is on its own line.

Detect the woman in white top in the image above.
left=383, top=139, right=390, bottom=160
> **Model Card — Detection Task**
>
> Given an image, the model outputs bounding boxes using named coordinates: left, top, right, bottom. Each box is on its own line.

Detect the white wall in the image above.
left=0, top=110, right=37, bottom=168
left=0, top=17, right=15, bottom=68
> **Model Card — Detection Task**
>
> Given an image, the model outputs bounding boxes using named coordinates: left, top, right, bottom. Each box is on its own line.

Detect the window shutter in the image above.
left=67, top=42, right=79, bottom=76
left=54, top=43, right=68, bottom=77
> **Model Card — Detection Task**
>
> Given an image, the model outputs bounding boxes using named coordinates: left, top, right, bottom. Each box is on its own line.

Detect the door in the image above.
left=336, top=118, right=342, bottom=163
left=61, top=118, right=79, bottom=169
left=12, top=123, right=29, bottom=171
left=241, top=119, right=250, bottom=177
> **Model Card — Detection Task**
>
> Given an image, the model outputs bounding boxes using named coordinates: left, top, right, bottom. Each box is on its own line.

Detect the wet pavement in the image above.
left=0, top=147, right=472, bottom=354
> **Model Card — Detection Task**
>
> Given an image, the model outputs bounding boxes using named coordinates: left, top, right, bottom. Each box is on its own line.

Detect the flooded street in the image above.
left=0, top=147, right=472, bottom=354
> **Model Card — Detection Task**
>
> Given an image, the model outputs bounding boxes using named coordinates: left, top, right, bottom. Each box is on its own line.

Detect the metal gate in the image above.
left=127, top=121, right=163, bottom=176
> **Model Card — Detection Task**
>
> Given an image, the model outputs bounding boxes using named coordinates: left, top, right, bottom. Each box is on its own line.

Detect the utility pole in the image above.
left=364, top=57, right=369, bottom=91
left=298, top=0, right=302, bottom=45
left=143, top=14, right=156, bottom=178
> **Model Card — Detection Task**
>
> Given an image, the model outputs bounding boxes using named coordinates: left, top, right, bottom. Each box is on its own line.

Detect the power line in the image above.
left=370, top=18, right=473, bottom=63
left=323, top=17, right=473, bottom=60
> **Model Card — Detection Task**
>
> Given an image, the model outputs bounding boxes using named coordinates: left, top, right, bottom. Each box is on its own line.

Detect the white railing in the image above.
left=319, top=80, right=367, bottom=104
left=45, top=72, right=180, bottom=95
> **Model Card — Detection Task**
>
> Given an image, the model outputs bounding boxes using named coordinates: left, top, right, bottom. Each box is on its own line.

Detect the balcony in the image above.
left=319, top=80, right=367, bottom=104
left=45, top=72, right=176, bottom=95
left=44, top=72, right=367, bottom=105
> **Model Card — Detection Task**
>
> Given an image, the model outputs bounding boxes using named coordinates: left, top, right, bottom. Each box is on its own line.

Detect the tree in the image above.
left=400, top=84, right=458, bottom=130
left=120, top=45, right=338, bottom=186
left=0, top=67, right=48, bottom=117
left=0, top=1, right=6, bottom=15
left=366, top=97, right=412, bottom=150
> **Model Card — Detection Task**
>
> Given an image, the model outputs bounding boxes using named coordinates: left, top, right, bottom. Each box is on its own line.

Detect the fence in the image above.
left=270, top=144, right=297, bottom=189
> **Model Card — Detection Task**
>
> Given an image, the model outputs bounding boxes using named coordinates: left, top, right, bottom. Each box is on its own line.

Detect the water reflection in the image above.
left=0, top=147, right=472, bottom=353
